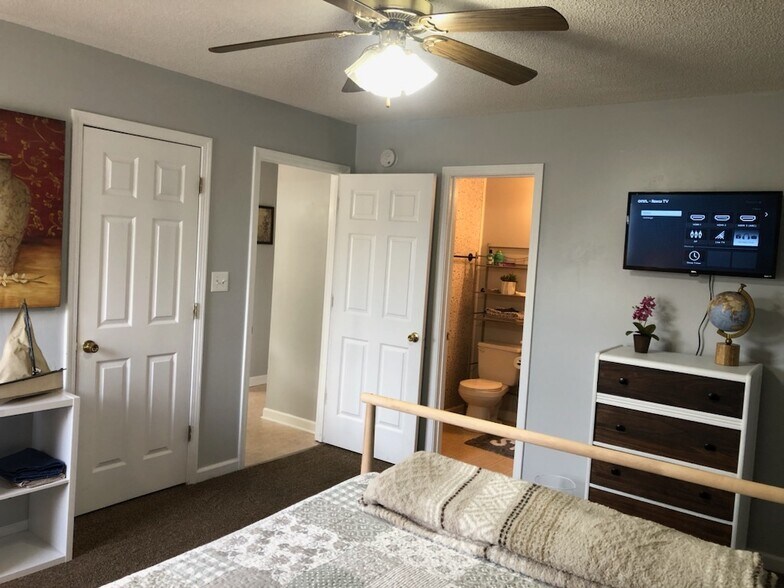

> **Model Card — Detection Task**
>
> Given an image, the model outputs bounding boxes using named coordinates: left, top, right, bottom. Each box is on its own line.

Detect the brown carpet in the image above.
left=8, top=444, right=389, bottom=588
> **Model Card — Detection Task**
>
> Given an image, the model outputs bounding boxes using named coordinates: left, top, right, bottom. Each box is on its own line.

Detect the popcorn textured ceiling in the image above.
left=1, top=0, right=782, bottom=124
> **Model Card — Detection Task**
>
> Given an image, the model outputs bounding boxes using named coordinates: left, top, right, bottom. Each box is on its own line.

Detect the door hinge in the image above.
left=188, top=425, right=193, bottom=442
left=193, top=302, right=200, bottom=318
left=198, top=177, right=204, bottom=194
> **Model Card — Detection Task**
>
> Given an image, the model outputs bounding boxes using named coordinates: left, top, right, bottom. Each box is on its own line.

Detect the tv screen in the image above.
left=624, top=191, right=782, bottom=279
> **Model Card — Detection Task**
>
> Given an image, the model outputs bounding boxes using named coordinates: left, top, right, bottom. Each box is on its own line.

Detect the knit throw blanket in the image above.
left=360, top=452, right=776, bottom=588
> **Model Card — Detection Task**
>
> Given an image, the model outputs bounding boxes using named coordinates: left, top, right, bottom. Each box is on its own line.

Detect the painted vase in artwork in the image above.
left=0, top=155, right=31, bottom=275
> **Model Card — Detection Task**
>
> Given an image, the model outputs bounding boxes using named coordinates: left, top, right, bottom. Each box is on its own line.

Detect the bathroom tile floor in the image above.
left=441, top=423, right=514, bottom=476
left=244, top=385, right=319, bottom=467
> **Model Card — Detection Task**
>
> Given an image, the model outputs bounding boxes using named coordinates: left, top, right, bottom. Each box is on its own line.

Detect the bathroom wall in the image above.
left=250, top=162, right=278, bottom=381
left=484, top=177, right=534, bottom=249
left=444, top=178, right=486, bottom=410
left=265, top=164, right=333, bottom=426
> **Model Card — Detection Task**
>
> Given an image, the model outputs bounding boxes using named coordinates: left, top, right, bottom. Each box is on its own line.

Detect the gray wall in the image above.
left=355, top=90, right=784, bottom=557
left=0, top=21, right=356, bottom=469
left=265, top=165, right=333, bottom=422
left=250, top=162, right=279, bottom=379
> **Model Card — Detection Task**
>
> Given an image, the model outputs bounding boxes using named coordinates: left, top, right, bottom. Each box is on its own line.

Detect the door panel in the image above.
left=76, top=127, right=201, bottom=514
left=322, top=174, right=435, bottom=464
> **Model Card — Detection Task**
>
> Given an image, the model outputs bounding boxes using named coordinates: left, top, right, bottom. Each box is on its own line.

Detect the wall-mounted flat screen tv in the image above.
left=624, top=191, right=782, bottom=279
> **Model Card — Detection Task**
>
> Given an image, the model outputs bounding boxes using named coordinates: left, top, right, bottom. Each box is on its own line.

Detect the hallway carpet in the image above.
left=8, top=444, right=389, bottom=588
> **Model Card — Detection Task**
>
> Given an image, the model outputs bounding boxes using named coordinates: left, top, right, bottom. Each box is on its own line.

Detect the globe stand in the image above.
left=715, top=339, right=740, bottom=367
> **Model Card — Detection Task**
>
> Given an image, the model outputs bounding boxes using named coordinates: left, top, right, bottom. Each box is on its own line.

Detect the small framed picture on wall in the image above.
left=257, top=205, right=274, bottom=245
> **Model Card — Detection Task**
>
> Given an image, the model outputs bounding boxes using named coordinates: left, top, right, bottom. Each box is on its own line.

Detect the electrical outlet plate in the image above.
left=211, top=271, right=229, bottom=292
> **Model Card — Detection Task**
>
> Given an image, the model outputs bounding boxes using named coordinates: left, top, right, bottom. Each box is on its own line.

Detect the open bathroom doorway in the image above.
left=240, top=149, right=347, bottom=468
left=427, top=165, right=544, bottom=479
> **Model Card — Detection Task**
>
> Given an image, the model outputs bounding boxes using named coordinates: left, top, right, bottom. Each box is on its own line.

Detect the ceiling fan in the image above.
left=209, top=1, right=568, bottom=101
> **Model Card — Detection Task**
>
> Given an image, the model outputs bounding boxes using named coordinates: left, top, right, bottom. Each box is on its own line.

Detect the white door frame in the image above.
left=67, top=110, right=212, bottom=484
left=425, top=164, right=544, bottom=479
left=239, top=148, right=349, bottom=467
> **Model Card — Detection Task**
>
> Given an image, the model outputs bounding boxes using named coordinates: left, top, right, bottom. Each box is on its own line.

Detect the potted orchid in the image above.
left=625, top=295, right=659, bottom=353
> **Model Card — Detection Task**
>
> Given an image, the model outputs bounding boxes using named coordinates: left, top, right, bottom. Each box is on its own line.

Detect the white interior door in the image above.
left=322, top=173, right=436, bottom=463
left=75, top=127, right=201, bottom=514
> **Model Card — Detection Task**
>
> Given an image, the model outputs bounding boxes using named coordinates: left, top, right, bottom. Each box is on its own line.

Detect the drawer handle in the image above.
left=610, top=467, right=622, bottom=476
left=615, top=424, right=626, bottom=433
left=704, top=443, right=717, bottom=452
left=699, top=491, right=712, bottom=500
left=707, top=392, right=720, bottom=402
left=618, top=377, right=629, bottom=385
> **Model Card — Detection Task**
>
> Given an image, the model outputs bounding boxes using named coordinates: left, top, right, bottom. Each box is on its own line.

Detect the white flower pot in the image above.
left=500, top=281, right=516, bottom=295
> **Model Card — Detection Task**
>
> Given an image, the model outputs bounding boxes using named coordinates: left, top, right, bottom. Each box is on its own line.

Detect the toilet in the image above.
left=458, top=341, right=522, bottom=421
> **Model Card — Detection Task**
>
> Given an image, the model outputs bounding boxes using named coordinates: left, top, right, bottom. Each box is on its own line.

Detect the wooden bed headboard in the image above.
left=359, top=393, right=784, bottom=505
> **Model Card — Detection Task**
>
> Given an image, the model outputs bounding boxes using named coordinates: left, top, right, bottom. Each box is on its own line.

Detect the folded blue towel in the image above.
left=0, top=448, right=66, bottom=484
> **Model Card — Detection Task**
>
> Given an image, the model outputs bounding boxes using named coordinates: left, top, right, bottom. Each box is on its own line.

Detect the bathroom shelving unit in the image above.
left=469, top=245, right=528, bottom=374
left=0, top=390, right=79, bottom=583
left=473, top=245, right=528, bottom=327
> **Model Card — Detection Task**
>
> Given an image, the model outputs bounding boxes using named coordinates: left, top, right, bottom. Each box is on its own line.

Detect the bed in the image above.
left=108, top=393, right=783, bottom=588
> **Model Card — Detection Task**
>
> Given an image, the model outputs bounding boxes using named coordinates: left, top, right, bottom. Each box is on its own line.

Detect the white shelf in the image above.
left=0, top=477, right=69, bottom=502
left=0, top=530, right=65, bottom=583
left=0, top=390, right=78, bottom=581
left=0, top=390, right=74, bottom=418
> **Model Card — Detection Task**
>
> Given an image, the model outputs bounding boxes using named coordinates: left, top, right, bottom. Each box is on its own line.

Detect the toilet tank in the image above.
left=477, top=341, right=522, bottom=385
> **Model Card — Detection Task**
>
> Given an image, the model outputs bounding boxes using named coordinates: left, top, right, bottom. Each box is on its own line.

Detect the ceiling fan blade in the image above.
left=342, top=78, right=366, bottom=93
left=418, top=7, right=568, bottom=33
left=421, top=36, right=537, bottom=85
left=322, top=0, right=389, bottom=24
left=209, top=30, right=360, bottom=54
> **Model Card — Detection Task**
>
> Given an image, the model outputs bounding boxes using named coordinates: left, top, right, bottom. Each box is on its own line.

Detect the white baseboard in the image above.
left=262, top=408, right=316, bottom=434
left=249, top=374, right=267, bottom=387
left=762, top=551, right=784, bottom=574
left=191, top=457, right=239, bottom=484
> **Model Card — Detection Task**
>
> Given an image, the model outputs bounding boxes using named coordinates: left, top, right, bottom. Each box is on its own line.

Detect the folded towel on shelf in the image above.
left=0, top=447, right=66, bottom=485
left=16, top=473, right=66, bottom=488
left=361, top=451, right=776, bottom=588
left=486, top=307, right=524, bottom=320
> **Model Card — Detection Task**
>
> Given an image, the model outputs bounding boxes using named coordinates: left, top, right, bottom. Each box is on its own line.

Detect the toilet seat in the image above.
left=459, top=378, right=504, bottom=393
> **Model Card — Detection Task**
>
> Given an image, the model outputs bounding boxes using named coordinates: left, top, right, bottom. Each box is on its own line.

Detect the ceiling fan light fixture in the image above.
left=345, top=40, right=437, bottom=99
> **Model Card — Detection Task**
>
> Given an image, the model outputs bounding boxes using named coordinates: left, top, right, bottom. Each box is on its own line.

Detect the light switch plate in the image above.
left=211, top=271, right=229, bottom=292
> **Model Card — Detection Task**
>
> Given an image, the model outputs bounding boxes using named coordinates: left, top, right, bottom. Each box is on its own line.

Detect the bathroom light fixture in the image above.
left=345, top=30, right=437, bottom=100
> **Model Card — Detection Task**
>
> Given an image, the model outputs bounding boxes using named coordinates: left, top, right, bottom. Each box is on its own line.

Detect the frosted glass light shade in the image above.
left=346, top=43, right=437, bottom=98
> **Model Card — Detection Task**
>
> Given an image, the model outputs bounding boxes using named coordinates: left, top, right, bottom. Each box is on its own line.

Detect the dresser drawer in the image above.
left=589, top=488, right=732, bottom=546
left=594, top=404, right=740, bottom=472
left=597, top=361, right=744, bottom=418
left=589, top=459, right=735, bottom=520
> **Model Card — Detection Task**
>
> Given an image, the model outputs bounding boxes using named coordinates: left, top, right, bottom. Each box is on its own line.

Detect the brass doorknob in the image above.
left=407, top=332, right=420, bottom=343
left=82, top=340, right=99, bottom=353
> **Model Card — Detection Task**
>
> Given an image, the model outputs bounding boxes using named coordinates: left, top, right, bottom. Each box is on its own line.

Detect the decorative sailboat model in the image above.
left=0, top=301, right=63, bottom=404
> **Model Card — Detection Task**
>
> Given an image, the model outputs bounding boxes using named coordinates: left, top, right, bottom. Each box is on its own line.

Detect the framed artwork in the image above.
left=0, top=108, right=65, bottom=308
left=257, top=205, right=274, bottom=245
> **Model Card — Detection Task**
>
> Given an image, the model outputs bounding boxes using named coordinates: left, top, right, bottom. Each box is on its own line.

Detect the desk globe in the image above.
left=708, top=284, right=755, bottom=366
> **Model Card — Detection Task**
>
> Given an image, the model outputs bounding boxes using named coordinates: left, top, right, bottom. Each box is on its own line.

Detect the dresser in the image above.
left=586, top=346, right=761, bottom=548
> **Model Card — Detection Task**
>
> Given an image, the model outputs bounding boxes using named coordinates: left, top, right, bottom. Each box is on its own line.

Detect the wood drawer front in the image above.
left=597, top=361, right=744, bottom=418
left=594, top=404, right=740, bottom=472
left=588, top=488, right=732, bottom=546
left=590, top=459, right=735, bottom=520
